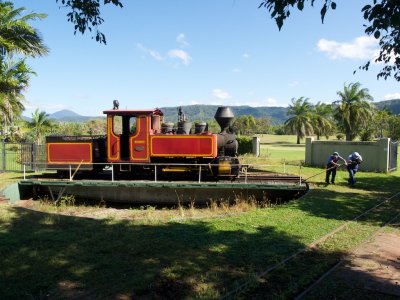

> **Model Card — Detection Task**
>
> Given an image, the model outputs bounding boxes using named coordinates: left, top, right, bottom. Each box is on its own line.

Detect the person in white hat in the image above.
left=325, top=151, right=347, bottom=184
left=347, top=152, right=363, bottom=186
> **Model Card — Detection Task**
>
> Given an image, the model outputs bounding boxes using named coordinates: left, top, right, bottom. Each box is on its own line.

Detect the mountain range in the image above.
left=25, top=99, right=400, bottom=124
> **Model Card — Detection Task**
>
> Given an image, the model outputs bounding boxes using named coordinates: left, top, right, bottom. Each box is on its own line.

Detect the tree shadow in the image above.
left=304, top=255, right=400, bottom=299
left=356, top=175, right=400, bottom=192
left=0, top=206, right=324, bottom=299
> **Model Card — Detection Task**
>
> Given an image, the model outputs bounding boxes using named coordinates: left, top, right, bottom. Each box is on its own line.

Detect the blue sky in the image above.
left=13, top=0, right=400, bottom=117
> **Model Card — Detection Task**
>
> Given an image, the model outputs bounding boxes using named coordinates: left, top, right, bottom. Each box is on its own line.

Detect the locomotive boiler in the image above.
left=46, top=103, right=240, bottom=179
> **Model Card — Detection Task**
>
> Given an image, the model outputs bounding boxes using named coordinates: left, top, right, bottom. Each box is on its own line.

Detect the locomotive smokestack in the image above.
left=214, top=106, right=234, bottom=133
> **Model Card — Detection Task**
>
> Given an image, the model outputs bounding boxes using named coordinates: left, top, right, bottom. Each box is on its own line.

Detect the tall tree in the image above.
left=371, top=108, right=391, bottom=139
left=311, top=102, right=334, bottom=140
left=0, top=2, right=48, bottom=132
left=258, top=1, right=400, bottom=81
left=0, top=58, right=34, bottom=127
left=284, top=97, right=314, bottom=144
left=333, top=82, right=375, bottom=141
left=0, top=1, right=48, bottom=58
left=232, top=115, right=257, bottom=135
left=26, top=108, right=52, bottom=144
left=387, top=114, right=400, bottom=141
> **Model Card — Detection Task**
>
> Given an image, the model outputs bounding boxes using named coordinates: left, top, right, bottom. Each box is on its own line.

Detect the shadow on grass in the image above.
left=304, top=265, right=400, bottom=300
left=0, top=206, right=332, bottom=299
left=295, top=188, right=382, bottom=220
left=2, top=175, right=399, bottom=299
left=356, top=174, right=400, bottom=192
left=297, top=173, right=400, bottom=225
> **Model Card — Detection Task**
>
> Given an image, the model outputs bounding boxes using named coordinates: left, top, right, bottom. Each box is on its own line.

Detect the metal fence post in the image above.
left=1, top=141, right=5, bottom=172
left=299, top=165, right=302, bottom=185
left=198, top=165, right=202, bottom=183
left=31, top=143, right=36, bottom=172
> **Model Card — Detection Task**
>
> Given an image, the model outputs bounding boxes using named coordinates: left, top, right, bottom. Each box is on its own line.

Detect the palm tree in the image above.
left=26, top=108, right=52, bottom=145
left=0, top=2, right=48, bottom=136
left=0, top=58, right=35, bottom=130
left=0, top=2, right=49, bottom=58
left=311, top=102, right=334, bottom=140
left=333, top=82, right=375, bottom=141
left=284, top=97, right=314, bottom=144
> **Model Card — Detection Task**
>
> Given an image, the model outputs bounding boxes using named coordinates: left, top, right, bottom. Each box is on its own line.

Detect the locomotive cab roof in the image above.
left=103, top=108, right=164, bottom=117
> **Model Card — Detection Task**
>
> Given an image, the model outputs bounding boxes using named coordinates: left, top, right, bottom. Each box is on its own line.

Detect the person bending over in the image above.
left=347, top=152, right=363, bottom=186
left=326, top=151, right=347, bottom=184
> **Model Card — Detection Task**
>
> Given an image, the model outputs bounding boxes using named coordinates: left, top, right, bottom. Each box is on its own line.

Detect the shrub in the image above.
left=336, top=133, right=344, bottom=140
left=237, top=136, right=253, bottom=154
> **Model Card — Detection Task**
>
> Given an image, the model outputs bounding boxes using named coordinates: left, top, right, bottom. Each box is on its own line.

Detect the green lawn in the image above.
left=0, top=136, right=399, bottom=299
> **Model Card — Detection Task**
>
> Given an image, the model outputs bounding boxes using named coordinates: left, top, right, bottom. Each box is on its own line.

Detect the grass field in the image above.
left=0, top=136, right=399, bottom=299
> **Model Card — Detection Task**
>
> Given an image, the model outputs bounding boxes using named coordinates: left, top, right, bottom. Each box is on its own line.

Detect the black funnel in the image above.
left=214, top=106, right=234, bottom=133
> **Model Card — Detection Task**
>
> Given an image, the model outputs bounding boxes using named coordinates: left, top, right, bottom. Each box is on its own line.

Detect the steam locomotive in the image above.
left=46, top=102, right=240, bottom=179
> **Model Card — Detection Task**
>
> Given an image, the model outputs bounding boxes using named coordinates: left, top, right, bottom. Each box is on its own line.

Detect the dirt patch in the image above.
left=15, top=199, right=37, bottom=208
left=334, top=231, right=400, bottom=297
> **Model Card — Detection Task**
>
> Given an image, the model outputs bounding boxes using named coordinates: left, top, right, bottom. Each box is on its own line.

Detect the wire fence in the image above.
left=0, top=142, right=46, bottom=172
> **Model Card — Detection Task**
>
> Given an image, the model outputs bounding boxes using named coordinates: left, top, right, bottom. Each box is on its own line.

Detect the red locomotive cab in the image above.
left=103, top=108, right=164, bottom=163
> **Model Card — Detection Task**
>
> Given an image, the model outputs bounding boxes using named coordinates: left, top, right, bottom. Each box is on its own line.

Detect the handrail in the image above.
left=23, top=160, right=308, bottom=185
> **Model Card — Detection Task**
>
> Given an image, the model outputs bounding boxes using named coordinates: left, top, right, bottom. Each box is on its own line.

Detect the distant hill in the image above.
left=374, top=99, right=400, bottom=114
left=160, top=105, right=288, bottom=124
left=48, top=110, right=100, bottom=122
left=39, top=105, right=288, bottom=124
left=34, top=99, right=400, bottom=124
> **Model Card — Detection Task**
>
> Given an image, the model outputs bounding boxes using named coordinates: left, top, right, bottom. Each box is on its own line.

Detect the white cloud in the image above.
left=176, top=33, right=189, bottom=48
left=136, top=43, right=163, bottom=61
left=289, top=80, right=300, bottom=87
left=242, top=53, right=250, bottom=59
left=234, top=98, right=279, bottom=107
left=263, top=98, right=279, bottom=106
left=232, top=68, right=241, bottom=73
left=212, top=88, right=231, bottom=100
left=317, top=36, right=378, bottom=60
left=137, top=40, right=192, bottom=66
left=383, top=93, right=400, bottom=100
left=168, top=49, right=192, bottom=65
